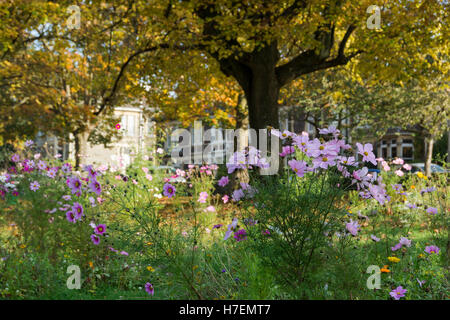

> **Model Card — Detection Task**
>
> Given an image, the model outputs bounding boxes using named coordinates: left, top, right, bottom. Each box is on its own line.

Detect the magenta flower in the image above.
left=95, top=224, right=107, bottom=235
left=84, top=165, right=98, bottom=180
left=66, top=211, right=76, bottom=223
left=389, top=286, right=407, bottom=300
left=91, top=234, right=100, bottom=245
left=212, top=224, right=223, bottom=230
left=279, top=145, right=295, bottom=157
left=120, top=251, right=128, bottom=256
left=72, top=202, right=84, bottom=219
left=30, top=181, right=40, bottom=192
left=11, top=154, right=20, bottom=163
left=145, top=282, right=154, bottom=296
left=61, top=163, right=72, bottom=174
left=163, top=183, right=176, bottom=198
left=88, top=179, right=102, bottom=196
left=356, top=143, right=377, bottom=165
left=233, top=229, right=247, bottom=242
left=425, top=245, right=440, bottom=255
left=67, top=177, right=82, bottom=195
left=198, top=191, right=208, bottom=203
left=218, top=176, right=229, bottom=187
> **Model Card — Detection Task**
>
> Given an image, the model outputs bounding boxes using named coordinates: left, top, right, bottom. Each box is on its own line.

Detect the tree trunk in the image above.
left=228, top=94, right=250, bottom=192
left=425, top=136, right=434, bottom=177
left=244, top=47, right=280, bottom=131
left=447, top=121, right=450, bottom=163
left=74, top=133, right=81, bottom=169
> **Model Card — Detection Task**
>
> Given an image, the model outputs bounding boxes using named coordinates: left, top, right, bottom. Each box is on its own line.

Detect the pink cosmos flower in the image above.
left=95, top=224, right=107, bottom=235
left=62, top=195, right=71, bottom=201
left=142, top=167, right=149, bottom=174
left=61, top=163, right=72, bottom=174
left=30, top=181, right=40, bottom=192
left=88, top=179, right=102, bottom=196
left=145, top=174, right=153, bottom=181
left=279, top=145, right=295, bottom=157
left=394, top=169, right=404, bottom=177
left=72, top=202, right=84, bottom=219
left=226, top=151, right=247, bottom=174
left=66, top=211, right=76, bottom=223
left=198, top=191, right=208, bottom=203
left=91, top=234, right=100, bottom=245
left=381, top=161, right=390, bottom=171
left=24, top=140, right=34, bottom=147
left=11, top=154, right=20, bottom=163
left=293, top=135, right=309, bottom=150
left=222, top=195, right=229, bottom=203
left=205, top=205, right=215, bottom=212
left=163, top=183, right=176, bottom=198
left=392, top=158, right=404, bottom=165
left=37, top=160, right=47, bottom=170
left=403, top=163, right=412, bottom=171
left=356, top=143, right=377, bottom=165
left=47, top=168, right=57, bottom=179
left=312, top=154, right=336, bottom=170
left=67, top=177, right=82, bottom=195
left=232, top=189, right=245, bottom=202
left=345, top=219, right=360, bottom=236
left=84, top=165, right=98, bottom=180
left=145, top=282, right=154, bottom=296
left=399, top=237, right=411, bottom=247
left=218, top=176, right=229, bottom=187
left=389, top=286, right=407, bottom=300
left=319, top=126, right=340, bottom=137
left=288, top=159, right=307, bottom=177
left=424, top=245, right=440, bottom=254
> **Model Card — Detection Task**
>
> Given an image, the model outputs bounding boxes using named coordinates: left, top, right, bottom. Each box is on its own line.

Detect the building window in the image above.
left=391, top=147, right=397, bottom=158
left=403, top=147, right=413, bottom=159
left=127, top=115, right=135, bottom=136
left=382, top=148, right=387, bottom=159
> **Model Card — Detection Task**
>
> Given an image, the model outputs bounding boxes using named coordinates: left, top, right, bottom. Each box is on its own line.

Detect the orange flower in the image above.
left=380, top=265, right=390, bottom=273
